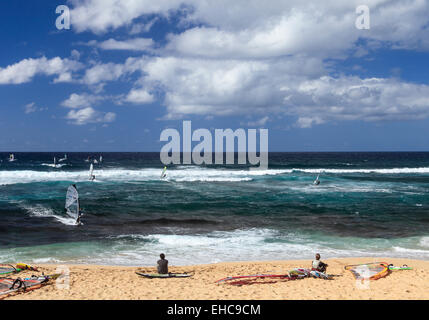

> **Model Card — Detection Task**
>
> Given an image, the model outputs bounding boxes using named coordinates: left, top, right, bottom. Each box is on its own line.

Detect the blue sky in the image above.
left=1, top=0, right=429, bottom=152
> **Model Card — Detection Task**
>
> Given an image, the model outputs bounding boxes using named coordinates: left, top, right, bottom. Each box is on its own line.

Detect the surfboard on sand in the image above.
left=136, top=272, right=192, bottom=279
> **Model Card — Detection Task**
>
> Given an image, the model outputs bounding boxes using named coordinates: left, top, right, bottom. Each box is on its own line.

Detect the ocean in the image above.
left=0, top=152, right=428, bottom=266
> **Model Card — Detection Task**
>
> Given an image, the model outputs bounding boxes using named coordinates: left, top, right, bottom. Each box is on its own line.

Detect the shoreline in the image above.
left=4, top=257, right=428, bottom=300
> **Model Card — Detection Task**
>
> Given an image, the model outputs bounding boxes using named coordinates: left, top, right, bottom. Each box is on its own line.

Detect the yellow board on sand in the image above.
left=16, top=263, right=38, bottom=271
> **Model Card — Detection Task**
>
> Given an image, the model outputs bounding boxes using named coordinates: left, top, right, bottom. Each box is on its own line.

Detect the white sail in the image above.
left=54, top=157, right=57, bottom=165
left=65, top=185, right=79, bottom=220
left=9, top=154, right=15, bottom=162
left=89, top=164, right=94, bottom=179
left=313, top=173, right=320, bottom=185
left=99, top=155, right=103, bottom=163
left=160, top=166, right=167, bottom=179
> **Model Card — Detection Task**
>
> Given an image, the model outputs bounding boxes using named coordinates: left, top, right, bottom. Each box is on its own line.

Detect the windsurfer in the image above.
left=157, top=253, right=169, bottom=274
left=76, top=212, right=83, bottom=225
left=313, top=174, right=320, bottom=185
left=161, top=166, right=167, bottom=179
left=72, top=184, right=83, bottom=225
left=312, top=253, right=328, bottom=273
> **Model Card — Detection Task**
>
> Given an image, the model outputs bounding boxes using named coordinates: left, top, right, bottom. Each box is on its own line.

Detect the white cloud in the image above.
left=61, top=0, right=429, bottom=128
left=0, top=56, right=81, bottom=84
left=125, top=88, right=154, bottom=104
left=66, top=107, right=116, bottom=125
left=61, top=93, right=104, bottom=108
left=69, top=0, right=184, bottom=34
left=82, top=62, right=126, bottom=85
left=70, top=0, right=429, bottom=54
left=286, top=76, right=429, bottom=127
left=79, top=57, right=146, bottom=88
left=24, top=102, right=47, bottom=114
left=92, top=38, right=154, bottom=51
left=24, top=102, right=37, bottom=114
left=134, top=56, right=324, bottom=118
left=126, top=55, right=429, bottom=126
left=246, top=116, right=269, bottom=127
left=296, top=117, right=324, bottom=128
left=129, top=17, right=159, bottom=34
left=70, top=49, right=81, bottom=60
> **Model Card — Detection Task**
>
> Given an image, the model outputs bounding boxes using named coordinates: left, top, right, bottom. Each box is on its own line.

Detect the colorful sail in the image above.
left=344, top=262, right=389, bottom=280
left=0, top=264, right=19, bottom=276
left=0, top=277, right=48, bottom=299
left=216, top=274, right=293, bottom=284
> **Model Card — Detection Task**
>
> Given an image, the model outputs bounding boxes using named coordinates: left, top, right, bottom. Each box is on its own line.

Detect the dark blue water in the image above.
left=0, top=152, right=428, bottom=265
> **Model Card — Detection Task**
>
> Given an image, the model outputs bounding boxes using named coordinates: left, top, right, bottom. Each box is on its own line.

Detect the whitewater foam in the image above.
left=293, top=167, right=429, bottom=174
left=0, top=168, right=289, bottom=185
left=0, top=228, right=427, bottom=265
left=21, top=203, right=77, bottom=226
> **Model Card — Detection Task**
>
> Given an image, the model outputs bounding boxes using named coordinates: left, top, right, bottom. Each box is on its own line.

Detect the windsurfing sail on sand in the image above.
left=160, top=166, right=167, bottom=179
left=0, top=264, right=19, bottom=275
left=216, top=273, right=307, bottom=286
left=0, top=277, right=48, bottom=300
left=345, top=262, right=389, bottom=280
left=65, top=185, right=79, bottom=221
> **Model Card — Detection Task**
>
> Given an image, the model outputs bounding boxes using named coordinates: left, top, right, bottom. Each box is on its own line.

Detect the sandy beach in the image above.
left=3, top=257, right=428, bottom=300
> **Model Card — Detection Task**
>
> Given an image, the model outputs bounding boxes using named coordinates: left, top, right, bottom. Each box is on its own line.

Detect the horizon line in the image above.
left=2, top=150, right=429, bottom=153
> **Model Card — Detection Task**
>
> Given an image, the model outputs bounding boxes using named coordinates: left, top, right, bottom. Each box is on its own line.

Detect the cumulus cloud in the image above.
left=66, top=107, right=116, bottom=125
left=69, top=0, right=184, bottom=34
left=70, top=0, right=429, bottom=53
left=125, top=88, right=155, bottom=104
left=89, top=38, right=154, bottom=51
left=286, top=76, right=429, bottom=127
left=82, top=62, right=126, bottom=85
left=61, top=93, right=104, bottom=108
left=0, top=56, right=82, bottom=84
left=57, top=0, right=429, bottom=127
left=132, top=56, right=324, bottom=118
left=81, top=57, right=145, bottom=87
left=129, top=55, right=429, bottom=126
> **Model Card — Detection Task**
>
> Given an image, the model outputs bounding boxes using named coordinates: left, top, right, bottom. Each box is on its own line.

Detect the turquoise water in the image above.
left=0, top=152, right=428, bottom=266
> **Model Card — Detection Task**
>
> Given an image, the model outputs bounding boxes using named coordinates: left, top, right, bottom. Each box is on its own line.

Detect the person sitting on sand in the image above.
left=157, top=253, right=168, bottom=274
left=312, top=253, right=328, bottom=273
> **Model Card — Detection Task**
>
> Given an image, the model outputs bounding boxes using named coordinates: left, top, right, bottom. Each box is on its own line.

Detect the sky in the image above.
left=1, top=0, right=429, bottom=152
